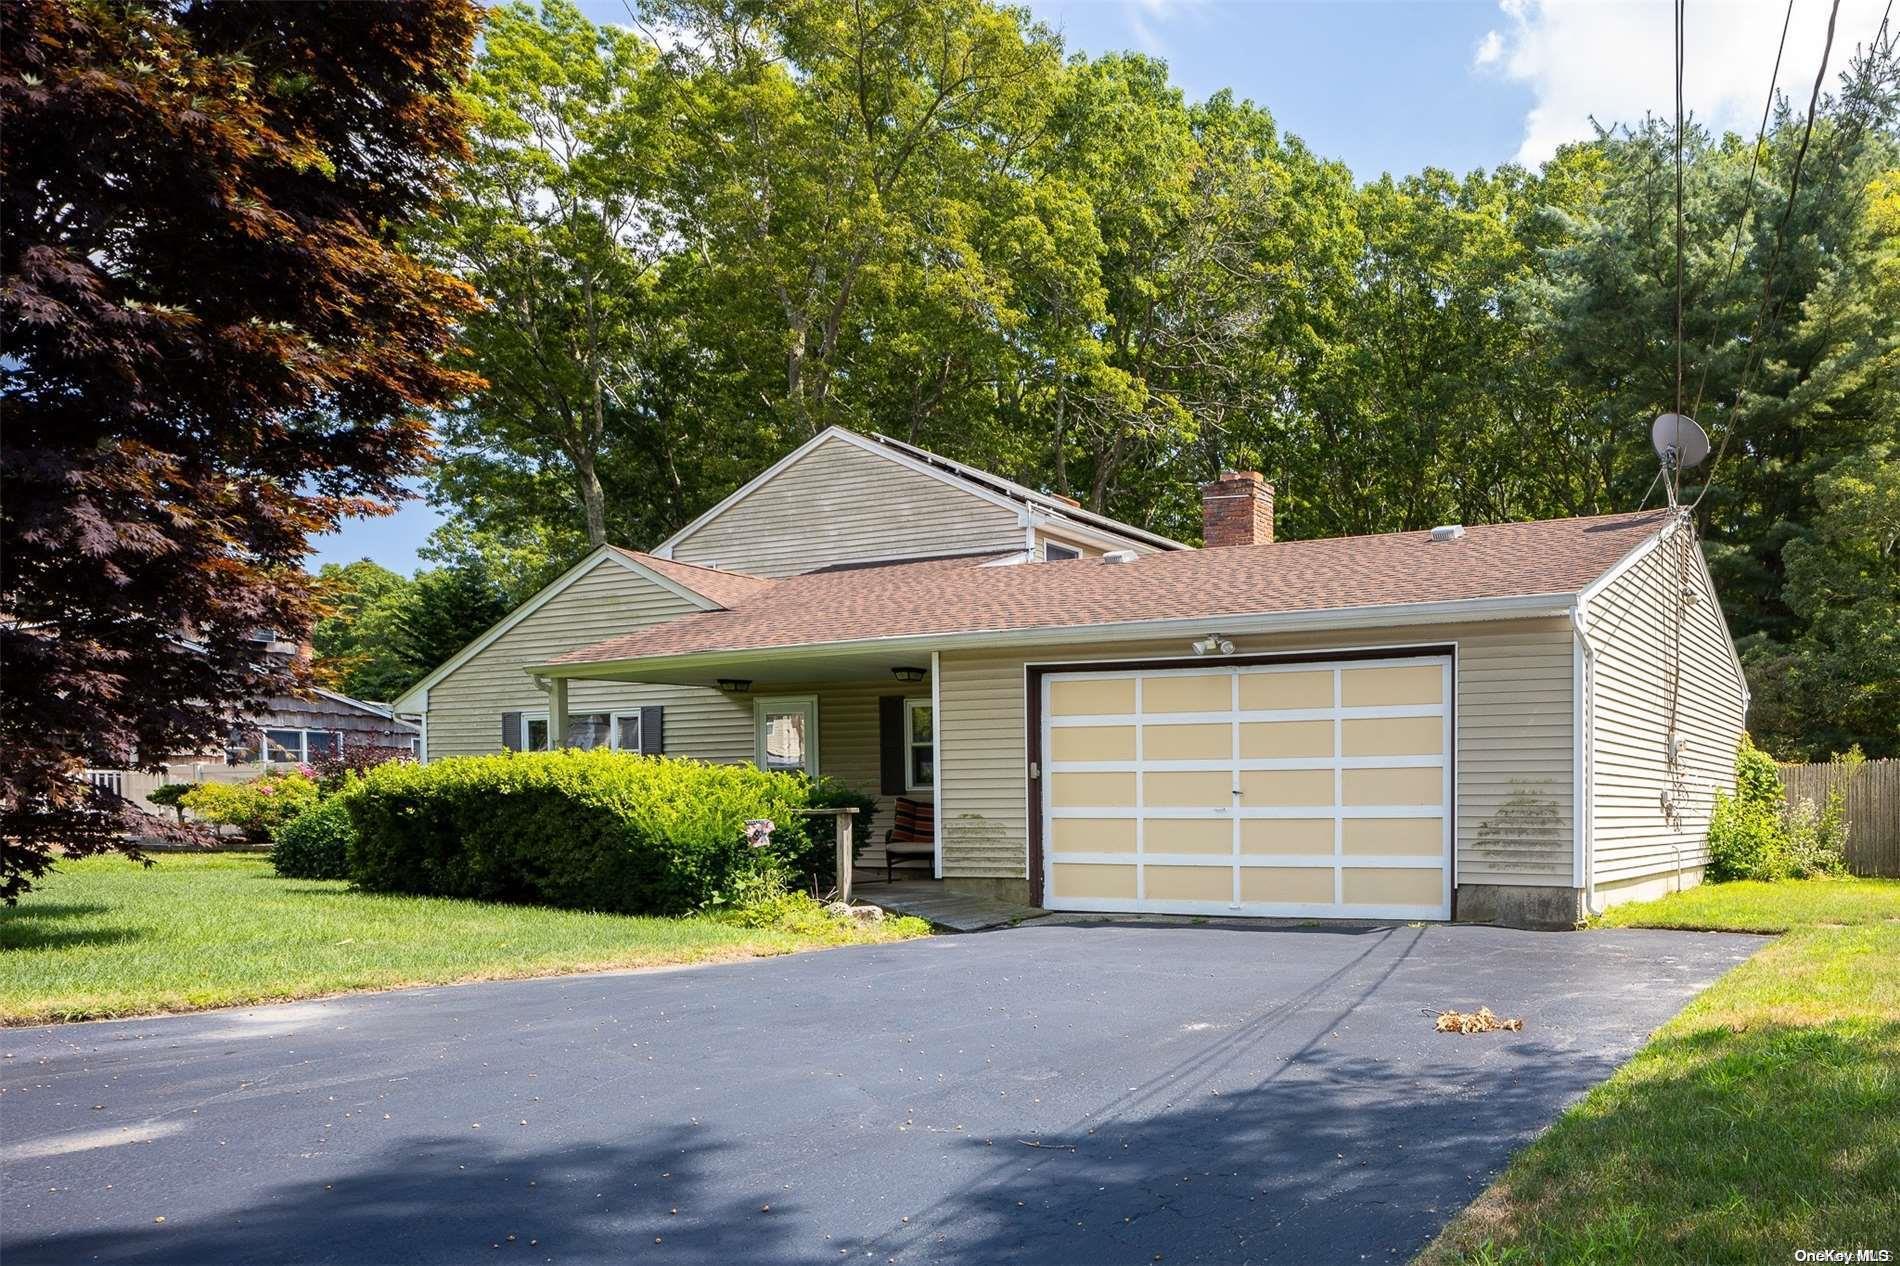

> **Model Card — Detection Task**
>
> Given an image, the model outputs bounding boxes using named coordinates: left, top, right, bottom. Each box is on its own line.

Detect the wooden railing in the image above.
left=1778, top=758, right=1900, bottom=878
left=792, top=806, right=859, bottom=903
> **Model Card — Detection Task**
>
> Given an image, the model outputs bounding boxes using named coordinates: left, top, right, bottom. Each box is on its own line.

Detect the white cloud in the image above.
left=1475, top=0, right=1894, bottom=165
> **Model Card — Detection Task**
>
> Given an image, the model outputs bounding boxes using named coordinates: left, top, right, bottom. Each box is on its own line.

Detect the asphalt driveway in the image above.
left=2, top=919, right=1757, bottom=1265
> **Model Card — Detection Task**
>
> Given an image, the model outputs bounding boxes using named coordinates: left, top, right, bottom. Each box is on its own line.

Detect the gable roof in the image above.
left=540, top=510, right=1672, bottom=672
left=650, top=426, right=1187, bottom=560
left=388, top=545, right=768, bottom=712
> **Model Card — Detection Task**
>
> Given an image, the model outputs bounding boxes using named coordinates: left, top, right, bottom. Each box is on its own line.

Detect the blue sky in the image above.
left=308, top=0, right=1881, bottom=575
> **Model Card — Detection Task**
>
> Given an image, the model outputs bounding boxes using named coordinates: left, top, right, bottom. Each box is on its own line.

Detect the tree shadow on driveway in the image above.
left=4, top=1124, right=807, bottom=1266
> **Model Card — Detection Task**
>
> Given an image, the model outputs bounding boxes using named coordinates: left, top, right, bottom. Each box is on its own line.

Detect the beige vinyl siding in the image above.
left=1586, top=531, right=1746, bottom=885
left=936, top=618, right=1576, bottom=885
left=667, top=434, right=1024, bottom=576
left=425, top=558, right=754, bottom=762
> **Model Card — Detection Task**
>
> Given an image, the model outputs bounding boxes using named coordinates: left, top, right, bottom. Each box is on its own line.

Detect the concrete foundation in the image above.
left=1594, top=866, right=1705, bottom=910
left=1454, top=883, right=1586, bottom=930
left=943, top=875, right=1033, bottom=905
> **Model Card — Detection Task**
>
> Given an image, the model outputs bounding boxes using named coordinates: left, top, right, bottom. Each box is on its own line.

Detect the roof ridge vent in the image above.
left=1430, top=524, right=1466, bottom=542
left=1101, top=549, right=1138, bottom=564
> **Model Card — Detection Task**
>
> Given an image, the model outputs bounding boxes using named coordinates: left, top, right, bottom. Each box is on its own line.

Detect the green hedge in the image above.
left=343, top=750, right=820, bottom=915
left=271, top=796, right=355, bottom=881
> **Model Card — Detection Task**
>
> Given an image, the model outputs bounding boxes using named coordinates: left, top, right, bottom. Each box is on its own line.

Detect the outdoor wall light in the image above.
left=1190, top=635, right=1235, bottom=657
left=717, top=678, right=753, bottom=693
left=891, top=666, right=928, bottom=684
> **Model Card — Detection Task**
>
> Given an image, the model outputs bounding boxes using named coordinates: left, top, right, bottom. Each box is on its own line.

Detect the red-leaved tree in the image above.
left=0, top=0, right=482, bottom=901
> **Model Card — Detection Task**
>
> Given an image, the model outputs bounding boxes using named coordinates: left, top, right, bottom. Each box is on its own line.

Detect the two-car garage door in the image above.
left=1040, top=656, right=1452, bottom=920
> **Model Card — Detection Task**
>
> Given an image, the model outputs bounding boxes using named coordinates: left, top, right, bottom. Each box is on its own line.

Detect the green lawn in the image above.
left=0, top=855, right=929, bottom=1026
left=1421, top=877, right=1900, bottom=1264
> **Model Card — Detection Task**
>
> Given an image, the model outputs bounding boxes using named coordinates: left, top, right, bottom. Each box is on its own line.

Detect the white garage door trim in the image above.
left=1038, top=654, right=1453, bottom=921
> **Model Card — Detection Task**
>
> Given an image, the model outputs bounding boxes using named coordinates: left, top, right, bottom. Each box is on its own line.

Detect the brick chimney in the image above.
left=1201, top=471, right=1274, bottom=547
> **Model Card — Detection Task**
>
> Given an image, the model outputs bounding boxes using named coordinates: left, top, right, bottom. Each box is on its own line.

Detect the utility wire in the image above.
left=1672, top=0, right=1687, bottom=440
left=1685, top=0, right=1795, bottom=433
left=1689, top=0, right=1845, bottom=513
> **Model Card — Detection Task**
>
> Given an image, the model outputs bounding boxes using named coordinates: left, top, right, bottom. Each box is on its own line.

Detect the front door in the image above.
left=755, top=695, right=820, bottom=776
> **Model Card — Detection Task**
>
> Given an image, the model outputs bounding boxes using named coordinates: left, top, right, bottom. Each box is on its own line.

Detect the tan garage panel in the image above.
left=1051, top=817, right=1137, bottom=852
left=1342, top=817, right=1443, bottom=856
left=1341, top=866, right=1442, bottom=907
left=1240, top=866, right=1335, bottom=903
left=1145, top=818, right=1233, bottom=855
left=1341, top=715, right=1443, bottom=756
left=1144, top=722, right=1232, bottom=760
left=1051, top=863, right=1138, bottom=900
left=1050, top=725, right=1137, bottom=761
left=1238, top=669, right=1333, bottom=710
left=1342, top=767, right=1443, bottom=806
left=1141, top=673, right=1231, bottom=713
left=1340, top=663, right=1442, bottom=707
left=1239, top=768, right=1335, bottom=807
left=1144, top=865, right=1234, bottom=902
left=1241, top=818, right=1334, bottom=855
left=1239, top=719, right=1333, bottom=759
left=1049, top=678, right=1135, bottom=716
left=1050, top=771, right=1137, bottom=808
left=1146, top=770, right=1235, bottom=807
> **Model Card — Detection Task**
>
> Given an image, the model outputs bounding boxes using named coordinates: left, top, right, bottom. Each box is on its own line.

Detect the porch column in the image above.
left=548, top=676, right=569, bottom=749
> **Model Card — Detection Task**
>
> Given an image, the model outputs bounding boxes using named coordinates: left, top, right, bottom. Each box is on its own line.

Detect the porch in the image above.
left=535, top=645, right=947, bottom=883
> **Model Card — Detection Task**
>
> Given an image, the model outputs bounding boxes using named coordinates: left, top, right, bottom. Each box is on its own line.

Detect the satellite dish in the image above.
left=1652, top=413, right=1710, bottom=469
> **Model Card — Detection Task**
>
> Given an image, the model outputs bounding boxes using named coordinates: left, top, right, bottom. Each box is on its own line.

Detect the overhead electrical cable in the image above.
left=1685, top=0, right=1796, bottom=432
left=1688, top=0, right=1845, bottom=513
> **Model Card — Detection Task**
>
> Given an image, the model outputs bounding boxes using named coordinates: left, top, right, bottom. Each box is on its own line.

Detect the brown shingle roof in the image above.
left=609, top=547, right=778, bottom=608
left=554, top=511, right=1670, bottom=667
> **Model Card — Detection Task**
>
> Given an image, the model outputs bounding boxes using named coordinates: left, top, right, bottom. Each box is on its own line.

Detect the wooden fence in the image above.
left=1778, top=758, right=1900, bottom=878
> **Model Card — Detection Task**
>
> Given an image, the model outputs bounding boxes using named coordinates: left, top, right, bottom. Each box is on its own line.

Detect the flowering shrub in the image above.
left=179, top=771, right=319, bottom=840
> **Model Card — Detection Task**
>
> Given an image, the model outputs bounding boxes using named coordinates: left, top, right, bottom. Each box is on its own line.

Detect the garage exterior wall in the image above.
left=665, top=434, right=1025, bottom=577
left=936, top=617, right=1577, bottom=889
left=1585, top=528, right=1747, bottom=892
left=424, top=558, right=755, bottom=762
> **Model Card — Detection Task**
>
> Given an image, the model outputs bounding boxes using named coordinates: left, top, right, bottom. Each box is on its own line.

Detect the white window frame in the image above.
left=610, top=710, right=646, bottom=754
left=1042, top=540, right=1082, bottom=562
left=516, top=710, right=550, bottom=752
left=754, top=695, right=820, bottom=776
left=258, top=727, right=341, bottom=765
left=903, top=696, right=935, bottom=792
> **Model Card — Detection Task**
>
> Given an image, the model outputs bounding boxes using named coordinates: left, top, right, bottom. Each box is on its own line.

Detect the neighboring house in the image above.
left=392, top=426, right=1747, bottom=927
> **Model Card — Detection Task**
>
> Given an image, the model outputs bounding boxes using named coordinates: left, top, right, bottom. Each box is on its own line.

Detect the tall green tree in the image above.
left=423, top=0, right=681, bottom=549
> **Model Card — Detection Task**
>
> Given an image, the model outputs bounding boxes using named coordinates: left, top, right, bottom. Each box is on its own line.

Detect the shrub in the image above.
left=1706, top=734, right=1848, bottom=881
left=344, top=749, right=818, bottom=916
left=180, top=772, right=319, bottom=840
left=271, top=796, right=355, bottom=880
left=146, top=781, right=196, bottom=822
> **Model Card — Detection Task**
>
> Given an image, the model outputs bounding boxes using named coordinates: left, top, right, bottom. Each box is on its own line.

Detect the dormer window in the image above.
left=1042, top=542, right=1082, bottom=562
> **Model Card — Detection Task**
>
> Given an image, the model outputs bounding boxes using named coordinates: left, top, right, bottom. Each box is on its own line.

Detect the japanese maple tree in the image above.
left=0, top=0, right=482, bottom=900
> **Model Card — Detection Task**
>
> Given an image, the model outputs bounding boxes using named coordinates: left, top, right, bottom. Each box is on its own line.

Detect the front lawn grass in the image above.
left=1420, top=877, right=1900, bottom=1264
left=0, top=855, right=929, bottom=1025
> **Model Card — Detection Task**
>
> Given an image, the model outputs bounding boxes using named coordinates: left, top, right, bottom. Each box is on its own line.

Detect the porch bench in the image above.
left=884, top=796, right=935, bottom=882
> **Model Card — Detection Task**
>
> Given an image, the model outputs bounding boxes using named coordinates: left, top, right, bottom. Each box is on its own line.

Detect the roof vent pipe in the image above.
left=1430, top=525, right=1466, bottom=542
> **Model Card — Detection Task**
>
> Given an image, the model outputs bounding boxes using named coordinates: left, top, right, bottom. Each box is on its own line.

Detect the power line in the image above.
left=1672, top=0, right=1687, bottom=446
left=1685, top=0, right=1795, bottom=433
left=1688, top=0, right=1845, bottom=514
